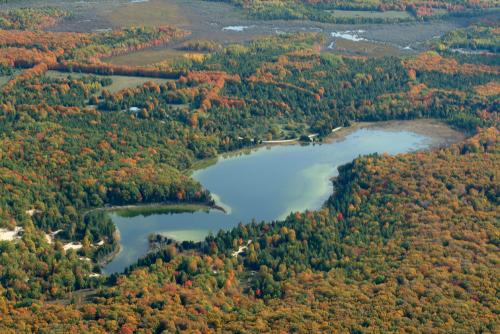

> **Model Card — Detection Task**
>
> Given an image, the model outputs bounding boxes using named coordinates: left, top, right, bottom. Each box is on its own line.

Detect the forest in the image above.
left=0, top=5, right=498, bottom=333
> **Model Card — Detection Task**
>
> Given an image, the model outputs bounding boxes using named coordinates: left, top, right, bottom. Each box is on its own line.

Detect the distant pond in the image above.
left=104, top=121, right=463, bottom=273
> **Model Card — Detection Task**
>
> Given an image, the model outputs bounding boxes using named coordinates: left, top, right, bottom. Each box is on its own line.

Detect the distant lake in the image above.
left=104, top=121, right=461, bottom=273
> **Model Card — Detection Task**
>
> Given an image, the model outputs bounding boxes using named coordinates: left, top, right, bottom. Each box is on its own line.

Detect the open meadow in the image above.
left=45, top=70, right=173, bottom=93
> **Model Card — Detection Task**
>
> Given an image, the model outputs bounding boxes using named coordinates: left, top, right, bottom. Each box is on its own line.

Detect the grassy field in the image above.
left=106, top=0, right=190, bottom=28
left=45, top=70, right=172, bottom=93
left=326, top=9, right=412, bottom=19
left=103, top=48, right=207, bottom=66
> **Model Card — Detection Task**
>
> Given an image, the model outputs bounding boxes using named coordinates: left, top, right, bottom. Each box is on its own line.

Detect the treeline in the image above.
left=242, top=1, right=414, bottom=24
left=435, top=24, right=500, bottom=53
left=0, top=24, right=185, bottom=68
left=0, top=7, right=69, bottom=30
left=204, top=0, right=498, bottom=23
left=50, top=62, right=182, bottom=79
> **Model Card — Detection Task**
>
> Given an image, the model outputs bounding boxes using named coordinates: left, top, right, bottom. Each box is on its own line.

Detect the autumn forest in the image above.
left=0, top=0, right=498, bottom=333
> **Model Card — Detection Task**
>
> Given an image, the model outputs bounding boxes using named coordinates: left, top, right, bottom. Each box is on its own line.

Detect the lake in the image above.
left=104, top=121, right=462, bottom=273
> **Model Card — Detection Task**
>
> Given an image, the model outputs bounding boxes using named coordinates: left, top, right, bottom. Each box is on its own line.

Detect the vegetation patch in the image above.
left=103, top=48, right=208, bottom=67
left=45, top=70, right=173, bottom=93
left=207, top=0, right=500, bottom=23
left=111, top=203, right=212, bottom=218
left=0, top=7, right=69, bottom=30
left=327, top=9, right=412, bottom=19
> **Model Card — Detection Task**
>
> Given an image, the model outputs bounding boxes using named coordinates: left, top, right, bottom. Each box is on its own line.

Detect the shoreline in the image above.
left=97, top=118, right=467, bottom=271
left=189, top=118, right=467, bottom=168
left=91, top=201, right=226, bottom=268
left=321, top=119, right=467, bottom=147
left=85, top=200, right=226, bottom=217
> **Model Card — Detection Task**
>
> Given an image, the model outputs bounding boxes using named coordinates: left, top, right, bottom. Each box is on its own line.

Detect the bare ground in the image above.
left=328, top=119, right=467, bottom=149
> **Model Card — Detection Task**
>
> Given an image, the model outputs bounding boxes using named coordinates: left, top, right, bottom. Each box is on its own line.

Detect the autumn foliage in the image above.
left=404, top=51, right=499, bottom=75
left=0, top=6, right=498, bottom=333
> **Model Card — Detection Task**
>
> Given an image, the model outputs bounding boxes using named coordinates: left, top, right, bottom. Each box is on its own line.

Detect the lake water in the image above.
left=104, top=124, right=436, bottom=273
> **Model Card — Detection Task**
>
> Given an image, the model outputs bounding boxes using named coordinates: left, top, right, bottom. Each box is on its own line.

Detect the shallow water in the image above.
left=105, top=125, right=434, bottom=273
left=222, top=25, right=251, bottom=32
left=331, top=30, right=366, bottom=42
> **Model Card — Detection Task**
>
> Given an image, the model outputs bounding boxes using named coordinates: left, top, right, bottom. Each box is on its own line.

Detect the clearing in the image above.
left=45, top=70, right=172, bottom=93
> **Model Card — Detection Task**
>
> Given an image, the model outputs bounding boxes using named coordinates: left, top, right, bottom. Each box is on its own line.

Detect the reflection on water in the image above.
left=104, top=126, right=431, bottom=273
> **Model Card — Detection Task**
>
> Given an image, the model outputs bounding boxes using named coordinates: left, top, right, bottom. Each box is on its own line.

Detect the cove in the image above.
left=104, top=121, right=462, bottom=273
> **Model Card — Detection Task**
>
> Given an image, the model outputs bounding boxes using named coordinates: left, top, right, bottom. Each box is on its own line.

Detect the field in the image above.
left=45, top=70, right=172, bottom=93
left=103, top=48, right=207, bottom=66
left=106, top=0, right=191, bottom=28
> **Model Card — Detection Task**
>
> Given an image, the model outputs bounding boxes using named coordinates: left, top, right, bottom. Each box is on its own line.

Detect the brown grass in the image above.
left=103, top=48, right=207, bottom=66
left=46, top=70, right=172, bottom=93
left=106, top=0, right=190, bottom=28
